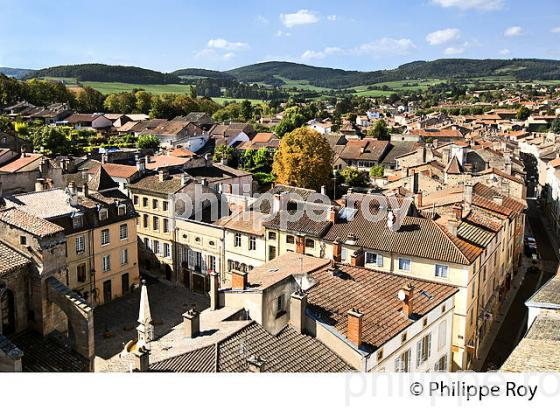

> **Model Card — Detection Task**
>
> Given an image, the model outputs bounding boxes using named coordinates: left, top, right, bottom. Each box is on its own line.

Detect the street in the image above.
left=481, top=199, right=558, bottom=370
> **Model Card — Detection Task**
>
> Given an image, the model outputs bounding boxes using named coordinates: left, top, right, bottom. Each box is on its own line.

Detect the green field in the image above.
left=81, top=81, right=195, bottom=95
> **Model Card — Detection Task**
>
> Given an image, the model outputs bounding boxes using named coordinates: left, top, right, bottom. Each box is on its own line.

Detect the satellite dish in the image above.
left=398, top=289, right=406, bottom=301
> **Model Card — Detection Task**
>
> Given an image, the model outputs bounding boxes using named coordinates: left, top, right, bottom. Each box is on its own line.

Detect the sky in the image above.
left=1, top=0, right=560, bottom=72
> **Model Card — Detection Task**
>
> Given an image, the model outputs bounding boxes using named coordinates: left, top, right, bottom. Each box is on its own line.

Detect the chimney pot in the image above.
left=231, top=270, right=247, bottom=290
left=133, top=346, right=150, bottom=372
left=347, top=308, right=364, bottom=347
left=290, top=290, right=307, bottom=334
left=400, top=284, right=415, bottom=318
left=247, top=355, right=266, bottom=373
left=183, top=308, right=200, bottom=338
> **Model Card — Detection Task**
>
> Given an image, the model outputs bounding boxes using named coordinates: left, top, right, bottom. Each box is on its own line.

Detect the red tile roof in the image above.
left=0, top=153, right=43, bottom=173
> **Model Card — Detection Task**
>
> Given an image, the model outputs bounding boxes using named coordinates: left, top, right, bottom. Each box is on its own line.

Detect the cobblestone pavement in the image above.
left=94, top=281, right=209, bottom=360
left=481, top=199, right=558, bottom=370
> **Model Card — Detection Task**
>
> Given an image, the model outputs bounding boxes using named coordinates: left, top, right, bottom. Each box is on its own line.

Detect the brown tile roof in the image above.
left=87, top=163, right=138, bottom=179
left=151, top=321, right=354, bottom=372
left=128, top=174, right=185, bottom=195
left=170, top=147, right=196, bottom=158
left=0, top=241, right=29, bottom=275
left=338, top=138, right=389, bottom=161
left=87, top=165, right=119, bottom=191
left=0, top=207, right=64, bottom=237
left=307, top=265, right=458, bottom=349
left=526, top=274, right=560, bottom=308
left=145, top=155, right=189, bottom=170
left=324, top=206, right=482, bottom=265
left=216, top=210, right=267, bottom=236
left=0, top=153, right=43, bottom=173
left=65, top=113, right=102, bottom=123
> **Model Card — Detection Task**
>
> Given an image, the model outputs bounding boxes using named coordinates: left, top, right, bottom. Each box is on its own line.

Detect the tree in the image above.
left=550, top=118, right=560, bottom=134
left=135, top=91, right=152, bottom=113
left=213, top=144, right=235, bottom=163
left=76, top=86, right=105, bottom=112
left=340, top=167, right=370, bottom=187
left=0, top=116, right=12, bottom=133
left=516, top=106, right=531, bottom=121
left=240, top=100, right=253, bottom=121
left=32, top=126, right=71, bottom=155
left=272, top=127, right=334, bottom=190
left=369, top=164, right=384, bottom=178
left=367, top=120, right=390, bottom=140
left=136, top=134, right=160, bottom=150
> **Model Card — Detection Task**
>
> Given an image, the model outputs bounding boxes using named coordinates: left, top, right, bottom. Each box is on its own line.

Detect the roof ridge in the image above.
left=430, top=219, right=472, bottom=265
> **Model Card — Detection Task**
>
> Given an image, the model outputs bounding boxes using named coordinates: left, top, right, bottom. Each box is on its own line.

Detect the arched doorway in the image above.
left=1, top=289, right=16, bottom=335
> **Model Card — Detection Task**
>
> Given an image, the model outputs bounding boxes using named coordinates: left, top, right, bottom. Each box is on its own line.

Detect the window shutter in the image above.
left=416, top=341, right=422, bottom=368
left=427, top=334, right=432, bottom=360
left=188, top=249, right=194, bottom=269
left=377, top=254, right=383, bottom=267
left=407, top=349, right=412, bottom=372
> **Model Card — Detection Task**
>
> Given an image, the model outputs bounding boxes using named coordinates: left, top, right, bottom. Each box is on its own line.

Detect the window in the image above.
left=208, top=255, right=216, bottom=272
left=305, top=238, right=315, bottom=248
left=286, top=235, right=295, bottom=244
left=152, top=199, right=158, bottom=209
left=20, top=236, right=27, bottom=245
left=99, top=208, right=108, bottom=221
left=118, top=204, right=126, bottom=216
left=153, top=240, right=160, bottom=255
left=121, top=273, right=130, bottom=295
left=416, top=334, right=432, bottom=367
left=102, top=255, right=111, bottom=272
left=133, top=195, right=139, bottom=205
left=76, top=236, right=85, bottom=254
left=276, top=295, right=284, bottom=313
left=164, top=243, right=170, bottom=258
left=434, top=354, right=448, bottom=372
left=438, top=320, right=447, bottom=351
left=471, top=280, right=476, bottom=299
left=366, top=252, right=383, bottom=267
left=398, top=258, right=411, bottom=271
left=144, top=237, right=150, bottom=249
left=153, top=216, right=159, bottom=231
left=395, top=349, right=411, bottom=372
left=77, top=263, right=87, bottom=283
left=101, top=229, right=110, bottom=246
left=119, top=224, right=128, bottom=240
left=376, top=349, right=384, bottom=362
left=163, top=201, right=169, bottom=211
left=268, top=231, right=276, bottom=240
left=423, top=317, right=428, bottom=327
left=72, top=215, right=83, bottom=229
left=234, top=233, right=242, bottom=247
left=163, top=218, right=169, bottom=233
left=435, top=264, right=448, bottom=278
left=121, top=248, right=128, bottom=266
left=249, top=236, right=256, bottom=251
left=143, top=214, right=148, bottom=228
left=142, top=197, right=148, bottom=207
left=401, top=332, right=407, bottom=344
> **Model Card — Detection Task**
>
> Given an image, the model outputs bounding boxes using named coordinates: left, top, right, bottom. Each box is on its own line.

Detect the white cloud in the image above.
left=444, top=46, right=465, bottom=55
left=504, top=26, right=522, bottom=37
left=276, top=30, right=292, bottom=37
left=551, top=27, right=560, bottom=33
left=426, top=28, right=461, bottom=45
left=354, top=38, right=416, bottom=56
left=194, top=48, right=236, bottom=61
left=431, top=0, right=504, bottom=11
left=256, top=15, right=268, bottom=24
left=301, top=47, right=342, bottom=60
left=499, top=48, right=511, bottom=55
left=207, top=38, right=249, bottom=51
left=280, top=9, right=319, bottom=28
left=327, top=15, right=337, bottom=21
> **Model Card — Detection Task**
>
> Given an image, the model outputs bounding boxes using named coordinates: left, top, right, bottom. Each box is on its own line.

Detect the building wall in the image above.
left=223, top=230, right=266, bottom=281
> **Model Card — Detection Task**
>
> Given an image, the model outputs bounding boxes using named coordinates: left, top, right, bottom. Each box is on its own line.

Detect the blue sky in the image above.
left=1, top=0, right=559, bottom=72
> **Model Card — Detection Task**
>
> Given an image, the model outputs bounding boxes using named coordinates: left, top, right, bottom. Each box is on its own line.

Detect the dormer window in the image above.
left=117, top=204, right=127, bottom=216
left=99, top=208, right=108, bottom=221
left=72, top=213, right=84, bottom=229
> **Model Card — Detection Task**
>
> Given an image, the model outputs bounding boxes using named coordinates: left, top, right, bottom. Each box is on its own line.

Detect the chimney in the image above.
left=220, top=156, right=228, bottom=166
left=39, top=157, right=48, bottom=176
left=209, top=271, right=220, bottom=310
left=350, top=248, right=365, bottom=267
left=35, top=178, right=45, bottom=192
left=442, top=149, right=450, bottom=166
left=144, top=155, right=151, bottom=168
left=447, top=217, right=460, bottom=236
left=463, top=182, right=473, bottom=205
left=290, top=289, right=307, bottom=334
left=101, top=153, right=107, bottom=164
left=247, top=355, right=266, bottom=373
left=295, top=235, right=305, bottom=254
left=332, top=239, right=342, bottom=263
left=181, top=173, right=190, bottom=186
left=200, top=177, right=208, bottom=187
left=347, top=308, right=364, bottom=347
left=82, top=183, right=89, bottom=197
left=158, top=170, right=167, bottom=182
left=231, top=270, right=247, bottom=290
left=400, top=284, right=414, bottom=318
left=416, top=191, right=423, bottom=208
left=412, top=171, right=419, bottom=194
left=328, top=206, right=337, bottom=223
left=452, top=204, right=462, bottom=220
left=204, top=153, right=212, bottom=167
left=136, top=155, right=145, bottom=174
left=320, top=185, right=327, bottom=196
left=133, top=346, right=150, bottom=372
left=504, top=161, right=512, bottom=175
left=182, top=308, right=200, bottom=338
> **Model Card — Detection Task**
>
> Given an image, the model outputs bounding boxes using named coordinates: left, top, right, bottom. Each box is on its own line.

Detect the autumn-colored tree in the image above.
left=272, top=127, right=334, bottom=190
